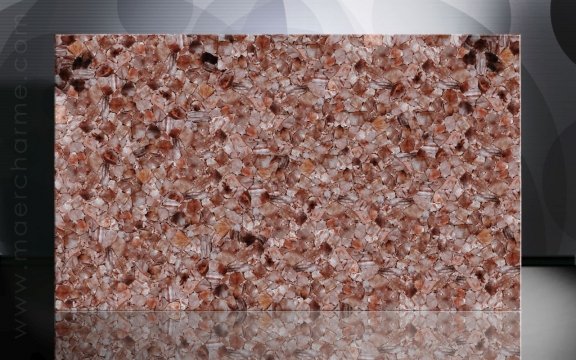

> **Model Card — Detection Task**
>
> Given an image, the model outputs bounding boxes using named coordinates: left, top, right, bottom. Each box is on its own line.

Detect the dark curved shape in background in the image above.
left=521, top=68, right=564, bottom=256
left=551, top=0, right=576, bottom=64
left=544, top=122, right=576, bottom=243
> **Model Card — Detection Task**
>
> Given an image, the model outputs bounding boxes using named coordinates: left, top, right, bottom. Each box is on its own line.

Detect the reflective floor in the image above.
left=521, top=267, right=576, bottom=359
left=52, top=266, right=576, bottom=359
left=55, top=311, right=520, bottom=359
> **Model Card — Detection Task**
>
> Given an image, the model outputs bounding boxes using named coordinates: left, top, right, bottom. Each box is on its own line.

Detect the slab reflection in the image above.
left=55, top=311, right=519, bottom=359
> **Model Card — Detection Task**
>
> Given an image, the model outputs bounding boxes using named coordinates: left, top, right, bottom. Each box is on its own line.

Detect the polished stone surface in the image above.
left=55, top=35, right=520, bottom=310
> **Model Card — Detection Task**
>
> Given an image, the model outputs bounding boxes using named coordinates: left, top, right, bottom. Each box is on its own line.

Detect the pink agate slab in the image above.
left=55, top=35, right=520, bottom=310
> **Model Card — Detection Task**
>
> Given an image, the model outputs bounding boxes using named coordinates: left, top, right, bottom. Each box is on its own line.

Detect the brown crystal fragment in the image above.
left=477, top=229, right=493, bottom=245
left=506, top=250, right=520, bottom=266
left=171, top=231, right=190, bottom=248
left=405, top=285, right=417, bottom=298
left=136, top=168, right=152, bottom=183
left=122, top=35, right=136, bottom=48
left=375, top=213, right=385, bottom=228
left=123, top=274, right=135, bottom=285
left=255, top=35, right=271, bottom=50
left=485, top=52, right=504, bottom=72
left=102, top=149, right=118, bottom=165
left=300, top=159, right=315, bottom=175
left=372, top=116, right=387, bottom=132
left=400, top=137, right=415, bottom=153
left=147, top=79, right=160, bottom=90
left=474, top=38, right=488, bottom=50
left=269, top=102, right=281, bottom=115
left=509, top=40, right=520, bottom=55
left=96, top=65, right=114, bottom=77
left=78, top=120, right=92, bottom=133
left=215, top=220, right=231, bottom=237
left=121, top=82, right=136, bottom=97
left=70, top=79, right=85, bottom=92
left=168, top=43, right=181, bottom=54
left=197, top=260, right=209, bottom=276
left=485, top=281, right=498, bottom=296
left=318, top=242, right=332, bottom=255
left=55, top=285, right=72, bottom=300
left=295, top=212, right=307, bottom=225
left=197, top=83, right=215, bottom=98
left=240, top=232, right=257, bottom=246
left=238, top=191, right=251, bottom=207
left=109, top=97, right=124, bottom=112
left=101, top=85, right=113, bottom=96
left=229, top=272, right=244, bottom=287
left=462, top=50, right=476, bottom=65
left=60, top=35, right=75, bottom=45
left=186, top=199, right=202, bottom=214
left=422, top=59, right=434, bottom=72
left=258, top=293, right=273, bottom=310
left=507, top=100, right=520, bottom=115
left=309, top=299, right=321, bottom=311
left=354, top=59, right=367, bottom=72
left=390, top=82, right=405, bottom=98
left=214, top=284, right=228, bottom=298
left=72, top=51, right=93, bottom=69
left=218, top=73, right=234, bottom=89
left=200, top=52, right=218, bottom=65
left=169, top=107, right=186, bottom=119
left=78, top=189, right=91, bottom=200
left=58, top=68, right=72, bottom=82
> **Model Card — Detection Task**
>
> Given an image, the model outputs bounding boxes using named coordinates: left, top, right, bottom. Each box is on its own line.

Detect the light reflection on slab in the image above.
left=55, top=311, right=519, bottom=359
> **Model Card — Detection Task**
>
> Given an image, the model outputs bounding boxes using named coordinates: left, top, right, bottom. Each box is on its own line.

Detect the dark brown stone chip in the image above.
left=462, top=50, right=476, bottom=66
left=70, top=79, right=85, bottom=92
left=201, top=52, right=218, bottom=65
left=240, top=232, right=257, bottom=246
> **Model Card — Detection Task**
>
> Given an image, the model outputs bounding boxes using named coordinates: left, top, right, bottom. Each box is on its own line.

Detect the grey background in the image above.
left=522, top=267, right=576, bottom=359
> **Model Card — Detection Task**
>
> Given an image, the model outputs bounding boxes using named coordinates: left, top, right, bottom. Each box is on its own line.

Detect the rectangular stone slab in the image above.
left=54, top=35, right=520, bottom=310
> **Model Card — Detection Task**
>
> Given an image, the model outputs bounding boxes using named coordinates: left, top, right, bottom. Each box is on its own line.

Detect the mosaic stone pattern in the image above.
left=55, top=35, right=520, bottom=310
left=55, top=311, right=520, bottom=359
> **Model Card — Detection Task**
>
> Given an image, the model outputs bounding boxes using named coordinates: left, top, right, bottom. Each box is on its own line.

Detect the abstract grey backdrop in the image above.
left=0, top=0, right=575, bottom=359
